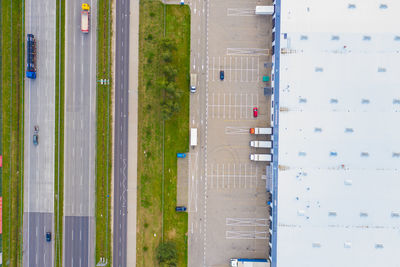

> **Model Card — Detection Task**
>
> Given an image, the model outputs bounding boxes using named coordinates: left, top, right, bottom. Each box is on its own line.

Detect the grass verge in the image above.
left=54, top=0, right=65, bottom=266
left=1, top=0, right=25, bottom=265
left=95, top=0, right=112, bottom=265
left=137, top=2, right=190, bottom=266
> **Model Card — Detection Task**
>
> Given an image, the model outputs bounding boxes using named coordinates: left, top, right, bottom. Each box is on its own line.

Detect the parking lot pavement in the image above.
left=187, top=0, right=273, bottom=265
left=209, top=56, right=261, bottom=82
left=208, top=162, right=264, bottom=190
left=209, top=92, right=259, bottom=120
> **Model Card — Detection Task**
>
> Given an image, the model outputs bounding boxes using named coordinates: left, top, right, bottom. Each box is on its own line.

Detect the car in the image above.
left=253, top=107, right=258, bottom=118
left=33, top=134, right=39, bottom=146
left=220, top=70, right=224, bottom=80
left=175, top=206, right=187, bottom=212
left=46, top=232, right=51, bottom=242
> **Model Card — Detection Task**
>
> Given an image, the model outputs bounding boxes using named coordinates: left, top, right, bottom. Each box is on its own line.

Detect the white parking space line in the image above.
left=209, top=56, right=260, bottom=82
left=227, top=8, right=256, bottom=16
left=208, top=163, right=262, bottom=190
left=227, top=48, right=269, bottom=56
left=226, top=231, right=268, bottom=240
left=226, top=218, right=268, bottom=227
left=209, top=93, right=258, bottom=120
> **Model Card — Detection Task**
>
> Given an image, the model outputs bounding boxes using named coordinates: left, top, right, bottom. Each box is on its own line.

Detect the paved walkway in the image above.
left=127, top=0, right=140, bottom=265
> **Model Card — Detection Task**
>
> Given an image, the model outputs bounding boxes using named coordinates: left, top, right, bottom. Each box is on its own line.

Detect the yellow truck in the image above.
left=81, top=3, right=90, bottom=33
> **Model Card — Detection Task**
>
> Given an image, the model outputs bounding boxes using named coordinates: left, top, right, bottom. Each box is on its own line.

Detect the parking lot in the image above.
left=187, top=0, right=273, bottom=265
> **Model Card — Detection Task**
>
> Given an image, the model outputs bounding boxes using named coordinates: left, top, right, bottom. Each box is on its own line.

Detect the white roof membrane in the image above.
left=276, top=1, right=400, bottom=266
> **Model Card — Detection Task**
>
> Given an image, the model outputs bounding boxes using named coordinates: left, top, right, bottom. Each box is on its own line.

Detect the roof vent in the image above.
left=344, top=242, right=352, bottom=248
left=315, top=67, right=323, bottom=72
left=348, top=4, right=356, bottom=9
left=330, top=98, right=338, bottom=104
left=331, top=35, right=340, bottom=41
left=361, top=152, right=369, bottom=157
left=344, top=179, right=353, bottom=186
left=379, top=4, right=388, bottom=9
left=328, top=211, right=337, bottom=217
left=360, top=212, right=368, bottom=217
left=375, top=243, right=384, bottom=249
left=391, top=212, right=400, bottom=218
left=300, top=35, right=308, bottom=40
left=314, top=127, right=322, bottom=132
left=378, top=67, right=386, bottom=72
left=363, top=36, right=371, bottom=41
left=312, top=243, right=321, bottom=248
left=345, top=128, right=354, bottom=133
left=361, top=99, right=370, bottom=104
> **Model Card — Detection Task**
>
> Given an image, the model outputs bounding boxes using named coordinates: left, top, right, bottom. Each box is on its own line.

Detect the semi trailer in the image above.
left=81, top=3, right=90, bottom=33
left=250, top=154, right=272, bottom=162
left=26, top=34, right=37, bottom=79
left=230, top=258, right=269, bottom=267
left=250, top=127, right=272, bottom=135
left=250, top=141, right=272, bottom=148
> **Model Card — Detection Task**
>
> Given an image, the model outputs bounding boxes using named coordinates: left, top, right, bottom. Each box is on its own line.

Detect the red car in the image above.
left=253, top=107, right=258, bottom=118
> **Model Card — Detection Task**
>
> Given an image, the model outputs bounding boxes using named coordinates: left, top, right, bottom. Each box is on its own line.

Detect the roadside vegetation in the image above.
left=95, top=0, right=112, bottom=265
left=54, top=0, right=65, bottom=266
left=137, top=2, right=190, bottom=266
left=1, top=0, right=25, bottom=265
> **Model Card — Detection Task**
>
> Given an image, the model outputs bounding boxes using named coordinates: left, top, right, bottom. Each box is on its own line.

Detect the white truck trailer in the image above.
left=250, top=127, right=272, bottom=135
left=230, top=258, right=270, bottom=267
left=81, top=3, right=90, bottom=33
left=255, top=6, right=274, bottom=15
left=250, top=154, right=272, bottom=162
left=190, top=128, right=197, bottom=147
left=250, top=141, right=272, bottom=148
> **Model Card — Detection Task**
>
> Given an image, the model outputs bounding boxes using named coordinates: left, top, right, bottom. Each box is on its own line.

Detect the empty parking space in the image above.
left=210, top=92, right=259, bottom=120
left=209, top=162, right=263, bottom=190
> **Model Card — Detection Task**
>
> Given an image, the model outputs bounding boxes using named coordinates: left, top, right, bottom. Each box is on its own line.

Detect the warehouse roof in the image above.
left=273, top=1, right=400, bottom=267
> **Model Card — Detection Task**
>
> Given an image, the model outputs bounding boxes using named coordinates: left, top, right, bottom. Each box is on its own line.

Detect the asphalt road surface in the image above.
left=23, top=0, right=56, bottom=266
left=64, top=1, right=97, bottom=266
left=113, top=0, right=130, bottom=266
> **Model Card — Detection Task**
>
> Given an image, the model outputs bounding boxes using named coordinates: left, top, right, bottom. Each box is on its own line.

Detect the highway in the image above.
left=113, top=0, right=131, bottom=265
left=23, top=0, right=56, bottom=266
left=63, top=1, right=97, bottom=266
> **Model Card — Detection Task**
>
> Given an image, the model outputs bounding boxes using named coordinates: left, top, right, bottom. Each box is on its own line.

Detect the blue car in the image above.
left=46, top=232, right=51, bottom=242
left=220, top=70, right=224, bottom=80
left=33, top=134, right=39, bottom=146
left=175, top=206, right=187, bottom=212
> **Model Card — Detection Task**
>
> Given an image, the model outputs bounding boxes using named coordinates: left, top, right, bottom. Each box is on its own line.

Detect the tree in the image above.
left=160, top=37, right=177, bottom=51
left=156, top=241, right=177, bottom=266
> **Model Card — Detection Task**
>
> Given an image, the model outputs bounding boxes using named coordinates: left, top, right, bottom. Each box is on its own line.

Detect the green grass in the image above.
left=95, top=0, right=112, bottom=265
left=137, top=2, right=190, bottom=266
left=1, top=0, right=25, bottom=265
left=54, top=0, right=65, bottom=266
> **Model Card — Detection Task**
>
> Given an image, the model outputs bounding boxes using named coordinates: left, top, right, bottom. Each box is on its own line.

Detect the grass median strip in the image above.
left=95, top=0, right=112, bottom=265
left=54, top=0, right=65, bottom=266
left=1, top=0, right=25, bottom=265
left=137, top=1, right=190, bottom=266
